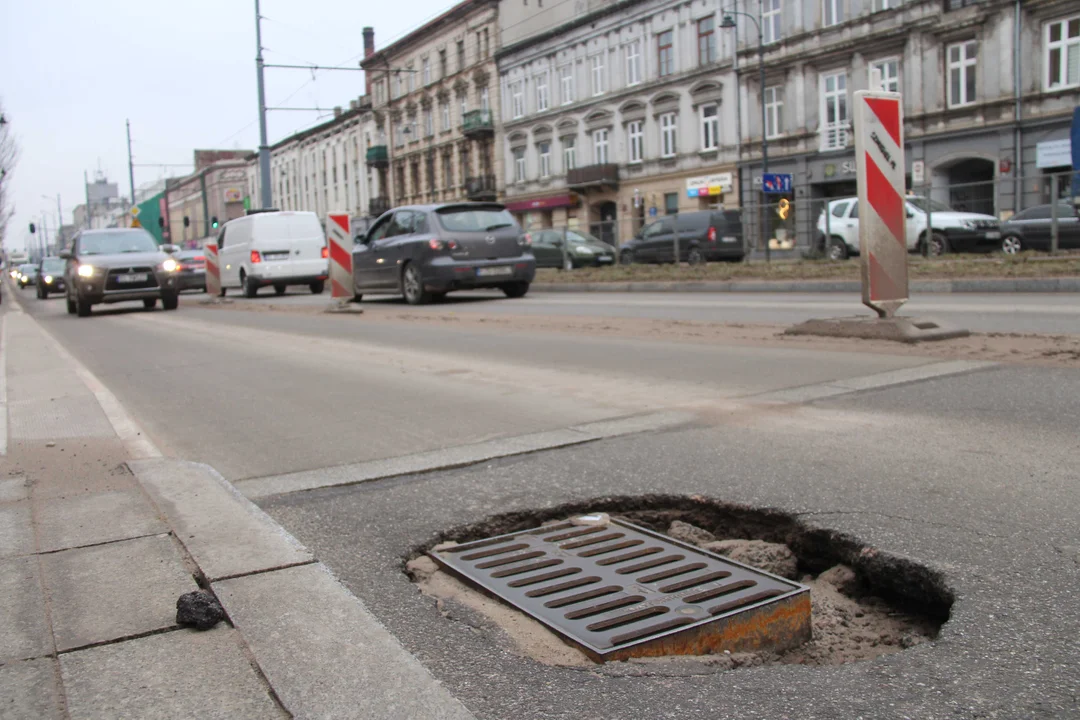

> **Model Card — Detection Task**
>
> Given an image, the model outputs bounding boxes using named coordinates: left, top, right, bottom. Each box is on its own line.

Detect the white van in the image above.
left=216, top=211, right=329, bottom=297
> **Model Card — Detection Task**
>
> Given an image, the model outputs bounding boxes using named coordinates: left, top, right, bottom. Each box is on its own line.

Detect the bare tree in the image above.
left=0, top=100, right=19, bottom=248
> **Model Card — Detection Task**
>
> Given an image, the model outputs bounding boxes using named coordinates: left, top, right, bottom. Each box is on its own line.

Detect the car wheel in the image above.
left=562, top=256, right=574, bottom=271
left=502, top=281, right=530, bottom=299
left=401, top=263, right=430, bottom=305
left=620, top=250, right=634, bottom=265
left=274, top=283, right=286, bottom=295
left=352, top=293, right=363, bottom=304
left=827, top=237, right=849, bottom=261
left=161, top=292, right=179, bottom=311
left=76, top=295, right=91, bottom=317
left=309, top=280, right=325, bottom=295
left=927, top=232, right=949, bottom=257
left=143, top=298, right=157, bottom=310
left=687, top=247, right=705, bottom=266
left=66, top=294, right=76, bottom=315
left=1001, top=235, right=1023, bottom=255
left=241, top=271, right=258, bottom=298
left=218, top=286, right=227, bottom=298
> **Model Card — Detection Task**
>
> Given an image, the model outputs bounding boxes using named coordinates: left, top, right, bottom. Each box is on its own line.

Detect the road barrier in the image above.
left=205, top=241, right=222, bottom=297
left=326, top=213, right=352, bottom=300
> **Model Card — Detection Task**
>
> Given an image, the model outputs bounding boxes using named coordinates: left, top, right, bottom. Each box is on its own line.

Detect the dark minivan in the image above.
left=620, top=210, right=744, bottom=265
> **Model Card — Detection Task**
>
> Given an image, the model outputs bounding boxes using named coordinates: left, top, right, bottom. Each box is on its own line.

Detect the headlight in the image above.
left=161, top=258, right=179, bottom=272
left=961, top=220, right=975, bottom=229
left=77, top=264, right=96, bottom=278
left=573, top=246, right=595, bottom=255
left=44, top=275, right=54, bottom=284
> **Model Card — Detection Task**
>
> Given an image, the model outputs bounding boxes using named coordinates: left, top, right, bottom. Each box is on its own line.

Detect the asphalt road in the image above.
left=10, top=283, right=1080, bottom=719
left=221, top=287, right=1080, bottom=335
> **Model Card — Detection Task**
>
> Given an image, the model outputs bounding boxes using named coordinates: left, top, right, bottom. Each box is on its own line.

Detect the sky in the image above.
left=0, top=0, right=457, bottom=253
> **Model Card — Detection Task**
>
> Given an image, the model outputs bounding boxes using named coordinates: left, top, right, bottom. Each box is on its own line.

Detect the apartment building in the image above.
left=497, top=0, right=741, bottom=242
left=728, top=0, right=1079, bottom=244
left=362, top=0, right=502, bottom=212
left=166, top=151, right=251, bottom=247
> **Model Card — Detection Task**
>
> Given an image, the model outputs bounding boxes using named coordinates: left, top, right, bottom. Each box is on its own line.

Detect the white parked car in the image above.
left=816, top=196, right=1001, bottom=259
left=216, top=211, right=329, bottom=297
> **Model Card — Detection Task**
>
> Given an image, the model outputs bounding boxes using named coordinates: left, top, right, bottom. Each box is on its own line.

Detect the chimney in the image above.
left=349, top=99, right=359, bottom=111
left=363, top=26, right=375, bottom=97
left=333, top=106, right=343, bottom=118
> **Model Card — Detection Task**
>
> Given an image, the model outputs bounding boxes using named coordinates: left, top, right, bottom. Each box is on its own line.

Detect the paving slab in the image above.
left=7, top=396, right=115, bottom=440
left=130, top=459, right=312, bottom=581
left=214, top=563, right=475, bottom=720
left=0, top=475, right=29, bottom=503
left=60, top=627, right=286, bottom=720
left=0, top=657, right=65, bottom=720
left=41, top=534, right=197, bottom=652
left=34, top=488, right=166, bottom=553
left=0, top=556, right=51, bottom=663
left=0, top=501, right=34, bottom=558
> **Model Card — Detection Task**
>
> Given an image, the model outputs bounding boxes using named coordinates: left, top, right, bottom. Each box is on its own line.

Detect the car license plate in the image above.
left=263, top=251, right=290, bottom=261
left=476, top=266, right=512, bottom=277
left=117, top=273, right=148, bottom=283
left=722, top=236, right=738, bottom=243
left=984, top=231, right=1000, bottom=240
left=597, top=255, right=613, bottom=263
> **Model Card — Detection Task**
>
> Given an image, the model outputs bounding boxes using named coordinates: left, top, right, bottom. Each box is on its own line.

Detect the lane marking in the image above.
left=11, top=291, right=161, bottom=459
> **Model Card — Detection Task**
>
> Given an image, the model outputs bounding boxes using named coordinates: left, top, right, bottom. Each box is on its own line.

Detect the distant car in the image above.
left=17, top=264, right=38, bottom=287
left=619, top=210, right=745, bottom=265
left=352, top=203, right=536, bottom=305
left=530, top=229, right=616, bottom=270
left=36, top=257, right=66, bottom=298
left=173, top=249, right=207, bottom=292
left=816, top=195, right=1001, bottom=259
left=62, top=228, right=182, bottom=317
left=998, top=203, right=1080, bottom=254
left=216, top=211, right=328, bottom=297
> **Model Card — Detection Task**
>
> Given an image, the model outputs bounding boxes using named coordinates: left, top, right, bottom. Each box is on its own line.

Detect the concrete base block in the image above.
left=784, top=316, right=970, bottom=343
left=323, top=299, right=364, bottom=314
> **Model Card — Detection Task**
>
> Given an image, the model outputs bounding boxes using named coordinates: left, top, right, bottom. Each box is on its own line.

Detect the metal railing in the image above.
left=365, top=145, right=388, bottom=166
left=462, top=109, right=494, bottom=135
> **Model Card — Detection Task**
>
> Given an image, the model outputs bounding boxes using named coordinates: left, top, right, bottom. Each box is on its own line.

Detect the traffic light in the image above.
left=29, top=222, right=36, bottom=234
left=183, top=216, right=190, bottom=228
left=776, top=198, right=791, bottom=221
left=211, top=216, right=219, bottom=229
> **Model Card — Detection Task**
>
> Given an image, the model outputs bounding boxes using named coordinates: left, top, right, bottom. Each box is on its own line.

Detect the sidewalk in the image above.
left=531, top=276, right=1080, bottom=294
left=0, top=294, right=474, bottom=719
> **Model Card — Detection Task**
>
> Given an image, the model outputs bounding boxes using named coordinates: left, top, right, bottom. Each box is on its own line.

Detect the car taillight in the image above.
left=519, top=233, right=532, bottom=247
left=321, top=246, right=329, bottom=259
left=708, top=227, right=717, bottom=243
left=250, top=250, right=262, bottom=263
left=428, top=238, right=444, bottom=251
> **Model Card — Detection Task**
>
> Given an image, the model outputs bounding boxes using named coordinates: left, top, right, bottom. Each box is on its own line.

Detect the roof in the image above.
left=361, top=0, right=496, bottom=69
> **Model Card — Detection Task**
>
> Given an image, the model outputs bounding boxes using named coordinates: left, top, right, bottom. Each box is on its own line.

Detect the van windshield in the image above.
left=254, top=213, right=323, bottom=240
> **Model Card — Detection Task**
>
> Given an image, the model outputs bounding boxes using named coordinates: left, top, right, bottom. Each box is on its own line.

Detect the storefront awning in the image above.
left=504, top=194, right=576, bottom=213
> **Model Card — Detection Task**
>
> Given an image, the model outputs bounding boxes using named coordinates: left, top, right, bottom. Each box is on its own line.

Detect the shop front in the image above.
left=504, top=193, right=578, bottom=232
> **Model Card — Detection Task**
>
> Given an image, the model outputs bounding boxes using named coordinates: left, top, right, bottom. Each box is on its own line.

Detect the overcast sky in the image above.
left=1, top=0, right=456, bottom=253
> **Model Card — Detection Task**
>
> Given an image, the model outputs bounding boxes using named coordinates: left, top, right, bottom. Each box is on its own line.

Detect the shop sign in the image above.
left=1036, top=139, right=1072, bottom=169
left=686, top=172, right=733, bottom=198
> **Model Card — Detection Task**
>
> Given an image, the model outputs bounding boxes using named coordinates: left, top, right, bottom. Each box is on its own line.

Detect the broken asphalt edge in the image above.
left=530, top=277, right=1080, bottom=294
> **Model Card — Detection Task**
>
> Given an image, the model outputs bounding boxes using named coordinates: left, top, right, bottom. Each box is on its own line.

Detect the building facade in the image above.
left=728, top=0, right=1080, bottom=247
left=496, top=0, right=742, bottom=243
left=362, top=0, right=503, bottom=213
left=165, top=151, right=251, bottom=248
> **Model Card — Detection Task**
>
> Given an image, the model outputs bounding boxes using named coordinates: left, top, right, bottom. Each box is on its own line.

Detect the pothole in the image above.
left=405, top=495, right=953, bottom=670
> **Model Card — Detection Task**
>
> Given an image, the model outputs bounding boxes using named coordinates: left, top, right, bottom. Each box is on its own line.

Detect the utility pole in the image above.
left=126, top=119, right=136, bottom=208
left=84, top=170, right=92, bottom=229
left=40, top=212, right=48, bottom=258
left=56, top=194, right=64, bottom=248
left=254, top=0, right=272, bottom=209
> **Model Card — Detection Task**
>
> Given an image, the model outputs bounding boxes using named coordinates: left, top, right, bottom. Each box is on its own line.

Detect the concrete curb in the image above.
left=531, top=277, right=1080, bottom=294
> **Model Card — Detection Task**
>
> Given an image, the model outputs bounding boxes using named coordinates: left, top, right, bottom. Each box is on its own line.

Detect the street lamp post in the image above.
left=721, top=10, right=769, bottom=261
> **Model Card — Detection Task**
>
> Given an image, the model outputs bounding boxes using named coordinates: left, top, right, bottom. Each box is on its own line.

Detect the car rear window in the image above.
left=436, top=207, right=518, bottom=233
left=254, top=213, right=323, bottom=240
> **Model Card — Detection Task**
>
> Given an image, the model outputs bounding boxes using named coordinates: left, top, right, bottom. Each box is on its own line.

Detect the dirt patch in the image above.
left=405, top=496, right=950, bottom=670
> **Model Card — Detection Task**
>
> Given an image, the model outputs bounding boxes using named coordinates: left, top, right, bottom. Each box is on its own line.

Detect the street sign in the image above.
left=762, top=173, right=793, bottom=194
left=130, top=206, right=140, bottom=217
left=912, top=160, right=925, bottom=185
left=649, top=206, right=657, bottom=217
left=854, top=90, right=908, bottom=318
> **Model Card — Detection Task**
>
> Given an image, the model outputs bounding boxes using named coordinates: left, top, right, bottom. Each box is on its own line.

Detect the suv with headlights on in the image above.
left=62, top=228, right=182, bottom=317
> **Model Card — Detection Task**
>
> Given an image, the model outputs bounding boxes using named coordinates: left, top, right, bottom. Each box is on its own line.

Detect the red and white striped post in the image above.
left=854, top=91, right=908, bottom=318
left=326, top=212, right=353, bottom=300
left=204, top=241, right=222, bottom=298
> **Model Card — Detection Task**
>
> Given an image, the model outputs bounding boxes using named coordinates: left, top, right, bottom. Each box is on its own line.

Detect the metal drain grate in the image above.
left=430, top=515, right=811, bottom=662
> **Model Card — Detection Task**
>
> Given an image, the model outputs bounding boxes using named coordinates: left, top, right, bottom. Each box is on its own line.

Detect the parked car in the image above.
left=17, top=264, right=40, bottom=287
left=61, top=228, right=182, bottom=317
left=619, top=210, right=744, bottom=265
left=816, top=195, right=1001, bottom=259
left=173, top=249, right=208, bottom=292
left=217, top=211, right=328, bottom=297
left=530, top=229, right=616, bottom=270
left=998, top=203, right=1080, bottom=254
left=36, top=257, right=67, bottom=298
left=352, top=203, right=536, bottom=305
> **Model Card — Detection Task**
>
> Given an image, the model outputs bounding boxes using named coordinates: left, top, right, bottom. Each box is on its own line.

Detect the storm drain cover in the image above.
left=430, top=515, right=811, bottom=662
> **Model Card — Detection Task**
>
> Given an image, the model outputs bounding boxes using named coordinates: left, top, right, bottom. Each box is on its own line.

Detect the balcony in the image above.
left=820, top=124, right=850, bottom=152
left=368, top=196, right=391, bottom=217
left=465, top=175, right=498, bottom=201
left=365, top=145, right=389, bottom=168
left=566, top=163, right=619, bottom=190
left=462, top=109, right=494, bottom=139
